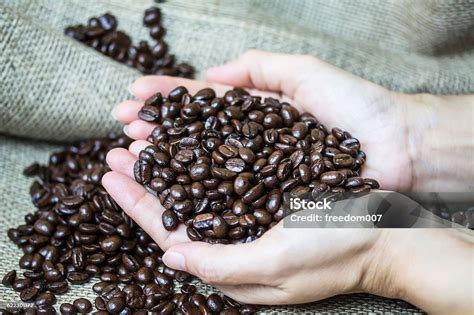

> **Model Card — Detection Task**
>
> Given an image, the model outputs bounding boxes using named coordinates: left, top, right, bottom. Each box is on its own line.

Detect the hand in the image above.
left=111, top=50, right=414, bottom=191
left=103, top=50, right=473, bottom=312
left=103, top=50, right=400, bottom=304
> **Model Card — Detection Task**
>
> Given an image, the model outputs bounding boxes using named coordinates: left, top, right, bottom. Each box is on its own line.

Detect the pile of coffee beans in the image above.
left=134, top=86, right=381, bottom=243
left=64, top=7, right=194, bottom=77
left=1, top=133, right=254, bottom=314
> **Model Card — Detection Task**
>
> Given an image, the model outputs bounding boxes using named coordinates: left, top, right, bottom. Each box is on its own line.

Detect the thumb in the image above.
left=205, top=49, right=319, bottom=98
left=162, top=240, right=276, bottom=286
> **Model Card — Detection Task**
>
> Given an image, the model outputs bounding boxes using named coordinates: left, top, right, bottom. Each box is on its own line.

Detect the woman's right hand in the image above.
left=112, top=50, right=418, bottom=191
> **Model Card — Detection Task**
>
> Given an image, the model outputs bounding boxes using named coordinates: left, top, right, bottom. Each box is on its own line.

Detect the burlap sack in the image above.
left=2, top=0, right=473, bottom=312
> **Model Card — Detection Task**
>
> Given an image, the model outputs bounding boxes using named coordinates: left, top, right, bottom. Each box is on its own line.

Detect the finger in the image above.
left=126, top=120, right=157, bottom=140
left=130, top=76, right=231, bottom=101
left=129, top=140, right=153, bottom=157
left=112, top=100, right=143, bottom=124
left=102, top=171, right=189, bottom=250
left=205, top=49, right=318, bottom=99
left=162, top=239, right=278, bottom=286
left=106, top=148, right=135, bottom=178
left=217, top=284, right=287, bottom=305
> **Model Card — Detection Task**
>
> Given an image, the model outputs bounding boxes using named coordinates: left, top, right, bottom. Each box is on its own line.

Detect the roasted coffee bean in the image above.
left=13, top=278, right=32, bottom=292
left=242, top=183, right=265, bottom=204
left=345, top=176, right=365, bottom=188
left=20, top=287, right=38, bottom=302
left=73, top=298, right=92, bottom=313
left=46, top=281, right=68, bottom=294
left=35, top=292, right=56, bottom=307
left=135, top=267, right=154, bottom=284
left=33, top=219, right=55, bottom=236
left=207, top=294, right=224, bottom=313
left=67, top=271, right=90, bottom=284
left=60, top=302, right=76, bottom=315
left=143, top=7, right=161, bottom=26
left=162, top=210, right=178, bottom=231
left=138, top=106, right=161, bottom=122
left=100, top=235, right=123, bottom=252
left=225, top=158, right=246, bottom=173
left=364, top=178, right=380, bottom=189
left=320, top=171, right=344, bottom=186
left=189, top=164, right=210, bottom=181
left=134, top=160, right=152, bottom=185
left=333, top=153, right=354, bottom=168
left=106, top=297, right=126, bottom=314
left=186, top=226, right=204, bottom=241
left=2, top=270, right=16, bottom=286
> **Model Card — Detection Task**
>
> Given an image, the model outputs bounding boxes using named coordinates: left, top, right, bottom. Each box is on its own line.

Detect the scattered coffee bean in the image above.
left=60, top=302, right=76, bottom=315
left=73, top=298, right=92, bottom=314
left=64, top=8, right=193, bottom=77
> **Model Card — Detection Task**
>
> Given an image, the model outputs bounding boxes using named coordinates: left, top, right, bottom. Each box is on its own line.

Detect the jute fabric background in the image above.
left=2, top=0, right=473, bottom=312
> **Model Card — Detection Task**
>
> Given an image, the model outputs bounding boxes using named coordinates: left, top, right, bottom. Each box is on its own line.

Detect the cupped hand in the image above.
left=103, top=163, right=383, bottom=304
left=103, top=50, right=413, bottom=304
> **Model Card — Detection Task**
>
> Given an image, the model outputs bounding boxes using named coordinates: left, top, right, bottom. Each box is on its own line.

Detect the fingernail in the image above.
left=127, top=83, right=134, bottom=96
left=163, top=251, right=186, bottom=270
left=123, top=125, right=129, bottom=137
left=111, top=106, right=119, bottom=121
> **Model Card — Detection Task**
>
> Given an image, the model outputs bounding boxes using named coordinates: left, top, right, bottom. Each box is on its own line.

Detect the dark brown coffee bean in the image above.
left=35, top=292, right=56, bottom=307
left=211, top=167, right=237, bottom=180
left=13, top=278, right=32, bottom=292
left=187, top=226, right=204, bottom=241
left=2, top=270, right=16, bottom=286
left=135, top=267, right=154, bottom=284
left=206, top=294, right=224, bottom=313
left=194, top=88, right=216, bottom=100
left=333, top=153, right=354, bottom=168
left=253, top=209, right=273, bottom=226
left=134, top=160, right=152, bottom=185
left=345, top=176, right=365, bottom=188
left=106, top=297, right=125, bottom=314
left=60, top=302, right=76, bottom=315
left=364, top=178, right=380, bottom=189
left=20, top=287, right=38, bottom=302
left=225, top=158, right=246, bottom=173
left=67, top=271, right=90, bottom=284
left=189, top=164, right=210, bottom=181
left=47, top=281, right=68, bottom=294
left=212, top=215, right=228, bottom=238
left=242, top=183, right=264, bottom=204
left=72, top=247, right=86, bottom=270
left=138, top=106, right=161, bottom=122
left=73, top=298, right=92, bottom=314
left=320, top=171, right=344, bottom=186
left=238, top=147, right=255, bottom=163
left=100, top=235, right=123, bottom=252
left=33, top=219, right=55, bottom=236
left=233, top=175, right=252, bottom=196
left=160, top=210, right=178, bottom=231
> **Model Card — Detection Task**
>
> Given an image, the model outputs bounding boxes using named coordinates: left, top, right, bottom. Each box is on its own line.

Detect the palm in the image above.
left=287, top=64, right=412, bottom=191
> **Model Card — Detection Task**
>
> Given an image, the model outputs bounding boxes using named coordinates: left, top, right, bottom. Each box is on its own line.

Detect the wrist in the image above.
left=360, top=229, right=473, bottom=314
left=398, top=93, right=474, bottom=192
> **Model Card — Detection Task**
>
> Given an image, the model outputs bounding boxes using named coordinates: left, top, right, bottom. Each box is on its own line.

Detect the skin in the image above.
left=102, top=50, right=474, bottom=314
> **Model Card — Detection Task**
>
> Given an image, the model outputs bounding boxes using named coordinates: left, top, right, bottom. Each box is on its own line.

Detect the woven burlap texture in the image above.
left=2, top=0, right=472, bottom=313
